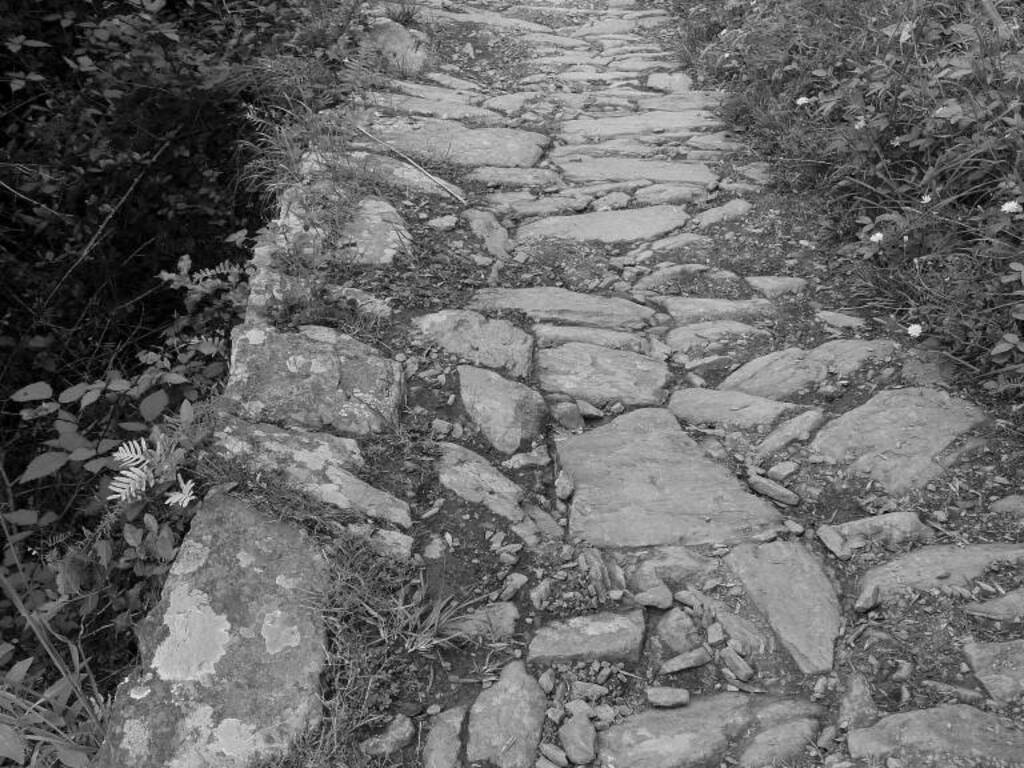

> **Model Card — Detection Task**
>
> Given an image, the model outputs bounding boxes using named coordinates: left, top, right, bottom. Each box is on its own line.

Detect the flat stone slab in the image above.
left=557, top=157, right=717, bottom=185
left=413, top=309, right=534, bottom=378
left=855, top=543, right=1024, bottom=610
left=96, top=496, right=325, bottom=768
left=423, top=706, right=466, bottom=768
left=528, top=609, right=645, bottom=664
left=816, top=511, right=934, bottom=560
left=467, top=661, right=547, bottom=768
left=466, top=166, right=564, bottom=187
left=557, top=408, right=782, bottom=547
left=655, top=297, right=774, bottom=324
left=426, top=7, right=553, bottom=31
left=669, top=389, right=801, bottom=430
left=471, top=287, right=654, bottom=330
left=537, top=342, right=669, bottom=407
left=533, top=324, right=646, bottom=352
left=964, top=587, right=1024, bottom=622
left=745, top=275, right=808, bottom=297
left=223, top=324, right=403, bottom=436
left=665, top=320, right=770, bottom=355
left=598, top=694, right=822, bottom=768
left=516, top=205, right=689, bottom=243
left=214, top=418, right=410, bottom=529
left=305, top=151, right=465, bottom=199
left=366, top=117, right=548, bottom=167
left=437, top=443, right=525, bottom=522
left=719, top=339, right=897, bottom=399
left=339, top=197, right=409, bottom=265
left=809, top=387, right=988, bottom=494
left=726, top=541, right=841, bottom=674
left=847, top=705, right=1024, bottom=766
left=963, top=639, right=1024, bottom=703
left=560, top=110, right=720, bottom=139
left=459, top=365, right=547, bottom=454
left=365, top=91, right=503, bottom=124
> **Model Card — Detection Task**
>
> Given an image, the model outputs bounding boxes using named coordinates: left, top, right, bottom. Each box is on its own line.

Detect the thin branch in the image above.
left=353, top=125, right=467, bottom=204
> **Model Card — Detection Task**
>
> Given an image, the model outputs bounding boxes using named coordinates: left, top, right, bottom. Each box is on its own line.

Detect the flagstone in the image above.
left=557, top=157, right=717, bottom=185
left=365, top=117, right=549, bottom=167
left=471, top=286, right=654, bottom=329
left=516, top=205, right=689, bottom=243
left=537, top=343, right=668, bottom=407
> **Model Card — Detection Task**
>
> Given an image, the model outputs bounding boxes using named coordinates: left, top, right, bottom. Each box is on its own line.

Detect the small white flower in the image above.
left=890, top=138, right=901, bottom=147
left=907, top=324, right=923, bottom=338
left=921, top=194, right=932, bottom=204
left=796, top=96, right=812, bottom=106
left=854, top=116, right=867, bottom=129
left=869, top=232, right=884, bottom=243
left=1001, top=200, right=1022, bottom=214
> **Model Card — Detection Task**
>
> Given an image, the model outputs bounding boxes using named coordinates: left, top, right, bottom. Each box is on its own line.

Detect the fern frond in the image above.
left=111, top=439, right=150, bottom=469
left=107, top=465, right=154, bottom=503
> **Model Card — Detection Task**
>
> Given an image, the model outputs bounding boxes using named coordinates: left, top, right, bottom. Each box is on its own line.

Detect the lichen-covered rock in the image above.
left=95, top=495, right=325, bottom=768
left=223, top=324, right=403, bottom=436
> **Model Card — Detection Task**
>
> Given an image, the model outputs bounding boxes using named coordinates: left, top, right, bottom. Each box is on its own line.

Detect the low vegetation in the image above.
left=675, top=0, right=1024, bottom=394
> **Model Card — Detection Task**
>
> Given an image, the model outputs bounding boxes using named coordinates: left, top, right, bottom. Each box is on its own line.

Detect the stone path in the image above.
left=96, top=1, right=1024, bottom=767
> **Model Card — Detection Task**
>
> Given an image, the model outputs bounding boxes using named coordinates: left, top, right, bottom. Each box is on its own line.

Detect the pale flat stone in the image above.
left=739, top=718, right=818, bottom=768
left=816, top=512, right=934, bottom=560
left=572, top=18, right=638, bottom=36
left=215, top=418, right=410, bottom=529
left=651, top=232, right=714, bottom=252
left=437, top=443, right=525, bottom=522
left=847, top=705, right=1024, bottom=766
left=669, top=389, right=801, bottom=430
left=305, top=151, right=465, bottom=199
left=855, top=543, right=1024, bottom=610
left=506, top=195, right=591, bottom=218
left=666, top=320, right=770, bottom=354
left=462, top=208, right=511, bottom=259
left=361, top=714, right=414, bottom=756
left=95, top=496, right=326, bottom=768
left=753, top=409, right=826, bottom=462
left=445, top=602, right=519, bottom=640
left=685, top=132, right=745, bottom=152
left=467, top=661, right=547, bottom=768
left=646, top=686, right=691, bottom=707
left=719, top=339, right=897, bottom=399
left=537, top=342, right=669, bottom=407
left=529, top=609, right=645, bottom=664
left=392, top=79, right=481, bottom=103
left=557, top=409, right=782, bottom=547
left=466, top=166, right=563, bottom=187
left=339, top=197, right=409, bottom=265
left=459, top=366, right=547, bottom=454
left=558, top=713, right=596, bottom=764
left=656, top=297, right=774, bottom=324
left=561, top=111, right=719, bottom=139
left=693, top=199, right=753, bottom=229
left=963, top=639, right=1024, bottom=703
left=550, top=140, right=663, bottom=161
left=726, top=541, right=841, bottom=673
left=366, top=117, right=548, bottom=167
left=557, top=158, right=717, bottom=185
left=839, top=672, right=879, bottom=729
left=533, top=324, right=646, bottom=352
left=365, top=91, right=503, bottom=124
left=516, top=205, right=689, bottom=243
left=816, top=309, right=867, bottom=329
left=964, top=587, right=1024, bottom=622
left=745, top=275, right=808, bottom=297
left=634, top=183, right=707, bottom=205
left=809, top=387, right=988, bottom=493
left=224, top=325, right=403, bottom=436
left=522, top=32, right=589, bottom=48
left=413, top=309, right=534, bottom=378
left=426, top=7, right=553, bottom=32
left=423, top=706, right=466, bottom=768
left=655, top=608, right=704, bottom=654
left=647, top=71, right=693, bottom=92
left=638, top=93, right=724, bottom=111
left=471, top=287, right=653, bottom=329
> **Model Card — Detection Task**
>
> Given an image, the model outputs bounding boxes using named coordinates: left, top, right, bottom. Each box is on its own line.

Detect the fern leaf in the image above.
left=107, top=465, right=154, bottom=503
left=111, top=439, right=150, bottom=469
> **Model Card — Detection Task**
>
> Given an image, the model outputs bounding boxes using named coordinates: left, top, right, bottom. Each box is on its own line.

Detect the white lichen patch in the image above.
left=122, top=718, right=150, bottom=759
left=153, top=583, right=231, bottom=681
left=262, top=609, right=301, bottom=654
left=239, top=327, right=268, bottom=345
left=170, top=540, right=210, bottom=576
left=129, top=683, right=151, bottom=700
left=212, top=718, right=266, bottom=756
left=236, top=551, right=255, bottom=567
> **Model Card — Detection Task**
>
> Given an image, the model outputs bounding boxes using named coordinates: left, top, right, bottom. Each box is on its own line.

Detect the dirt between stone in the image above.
left=94, top=1, right=1024, bottom=767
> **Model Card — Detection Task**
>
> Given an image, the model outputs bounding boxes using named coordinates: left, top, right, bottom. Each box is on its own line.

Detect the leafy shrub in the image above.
left=682, top=0, right=1024, bottom=391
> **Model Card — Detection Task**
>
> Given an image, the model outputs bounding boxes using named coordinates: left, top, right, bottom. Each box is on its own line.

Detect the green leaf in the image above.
left=139, top=389, right=169, bottom=422
left=2, top=508, right=38, bottom=526
left=54, top=744, right=90, bottom=768
left=80, top=388, right=102, bottom=409
left=123, top=524, right=143, bottom=548
left=58, top=382, right=88, bottom=403
left=0, top=723, right=26, bottom=764
left=10, top=381, right=52, bottom=402
left=179, top=399, right=194, bottom=425
left=5, top=657, right=32, bottom=685
left=68, top=447, right=97, bottom=461
left=17, top=451, right=70, bottom=483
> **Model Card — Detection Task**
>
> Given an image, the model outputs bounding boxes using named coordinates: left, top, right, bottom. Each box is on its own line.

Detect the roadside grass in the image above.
left=672, top=0, right=1024, bottom=397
